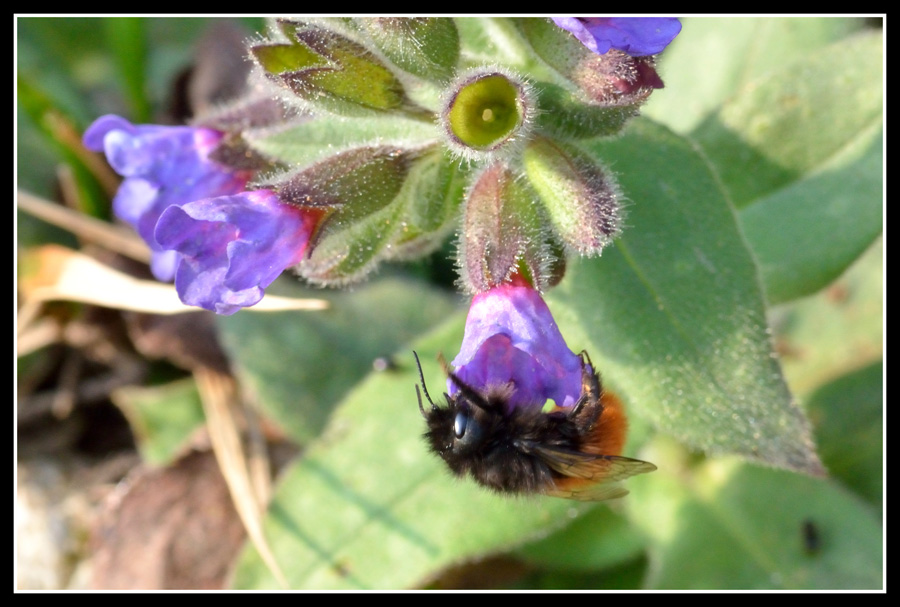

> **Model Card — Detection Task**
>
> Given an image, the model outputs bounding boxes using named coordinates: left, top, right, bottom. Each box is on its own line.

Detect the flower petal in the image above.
left=553, top=17, right=681, bottom=56
left=156, top=190, right=319, bottom=315
left=450, top=281, right=584, bottom=410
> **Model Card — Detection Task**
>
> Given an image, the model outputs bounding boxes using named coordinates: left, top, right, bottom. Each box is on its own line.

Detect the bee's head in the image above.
left=414, top=352, right=504, bottom=469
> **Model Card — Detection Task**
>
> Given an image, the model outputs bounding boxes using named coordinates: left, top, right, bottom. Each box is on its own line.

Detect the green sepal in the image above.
left=301, top=196, right=405, bottom=284
left=534, top=82, right=641, bottom=139
left=523, top=136, right=622, bottom=255
left=251, top=19, right=413, bottom=117
left=458, top=162, right=550, bottom=293
left=361, top=18, right=459, bottom=83
left=275, top=145, right=417, bottom=216
left=385, top=149, right=469, bottom=259
left=276, top=145, right=429, bottom=284
left=243, top=114, right=439, bottom=169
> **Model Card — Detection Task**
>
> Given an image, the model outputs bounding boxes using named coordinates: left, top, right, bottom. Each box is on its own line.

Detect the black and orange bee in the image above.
left=414, top=351, right=656, bottom=501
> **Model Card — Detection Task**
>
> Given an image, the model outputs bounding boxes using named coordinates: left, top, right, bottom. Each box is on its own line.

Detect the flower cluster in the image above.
left=84, top=115, right=321, bottom=315
left=85, top=17, right=680, bottom=326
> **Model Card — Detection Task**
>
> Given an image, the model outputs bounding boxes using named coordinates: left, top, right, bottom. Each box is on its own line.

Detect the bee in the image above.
left=413, top=351, right=656, bottom=501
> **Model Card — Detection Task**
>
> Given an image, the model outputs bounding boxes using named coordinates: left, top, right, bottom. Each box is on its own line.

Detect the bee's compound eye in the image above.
left=454, top=411, right=468, bottom=438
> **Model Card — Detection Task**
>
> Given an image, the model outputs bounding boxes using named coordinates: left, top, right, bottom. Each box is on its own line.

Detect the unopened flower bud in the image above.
left=523, top=137, right=622, bottom=256
left=458, top=163, right=550, bottom=293
left=518, top=18, right=666, bottom=108
left=274, top=145, right=427, bottom=284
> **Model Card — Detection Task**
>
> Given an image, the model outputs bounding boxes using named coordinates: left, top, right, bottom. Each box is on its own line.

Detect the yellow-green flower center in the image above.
left=446, top=74, right=523, bottom=150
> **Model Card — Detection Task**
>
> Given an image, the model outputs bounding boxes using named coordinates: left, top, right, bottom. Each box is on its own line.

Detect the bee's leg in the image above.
left=578, top=350, right=601, bottom=405
left=568, top=350, right=603, bottom=429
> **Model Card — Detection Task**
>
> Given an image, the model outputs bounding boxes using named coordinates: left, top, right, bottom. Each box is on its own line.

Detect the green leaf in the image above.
left=806, top=361, right=883, bottom=507
left=216, top=277, right=459, bottom=443
left=231, top=318, right=597, bottom=589
left=693, top=30, right=882, bottom=209
left=549, top=118, right=823, bottom=475
left=103, top=18, right=151, bottom=123
left=646, top=22, right=883, bottom=304
left=628, top=457, right=882, bottom=589
left=111, top=378, right=205, bottom=465
left=644, top=17, right=871, bottom=134
left=16, top=75, right=108, bottom=219
left=514, top=505, right=647, bottom=573
left=773, top=237, right=883, bottom=397
left=739, top=124, right=882, bottom=304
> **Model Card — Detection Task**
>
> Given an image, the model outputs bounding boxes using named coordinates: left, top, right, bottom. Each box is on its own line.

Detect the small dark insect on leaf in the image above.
left=413, top=351, right=655, bottom=501
left=803, top=518, right=822, bottom=555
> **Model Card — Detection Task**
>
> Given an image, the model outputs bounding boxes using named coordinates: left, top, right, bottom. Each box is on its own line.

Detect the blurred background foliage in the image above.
left=16, top=17, right=882, bottom=590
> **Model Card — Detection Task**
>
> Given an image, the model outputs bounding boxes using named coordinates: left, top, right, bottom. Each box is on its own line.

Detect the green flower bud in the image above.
left=251, top=19, right=423, bottom=118
left=458, top=163, right=550, bottom=293
left=534, top=82, right=641, bottom=140
left=523, top=137, right=622, bottom=256
left=517, top=17, right=663, bottom=109
left=361, top=18, right=460, bottom=83
left=440, top=68, right=535, bottom=162
left=273, top=145, right=430, bottom=284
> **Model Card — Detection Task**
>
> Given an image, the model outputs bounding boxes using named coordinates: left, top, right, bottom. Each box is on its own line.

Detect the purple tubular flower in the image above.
left=155, top=190, right=319, bottom=316
left=449, top=278, right=584, bottom=412
left=552, top=17, right=682, bottom=56
left=83, top=115, right=251, bottom=281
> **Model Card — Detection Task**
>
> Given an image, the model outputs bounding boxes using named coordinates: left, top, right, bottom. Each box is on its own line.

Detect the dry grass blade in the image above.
left=194, top=366, right=288, bottom=589
left=18, top=245, right=329, bottom=315
left=18, top=190, right=152, bottom=263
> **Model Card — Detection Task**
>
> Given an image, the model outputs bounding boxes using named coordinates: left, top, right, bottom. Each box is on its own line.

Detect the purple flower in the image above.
left=83, top=115, right=251, bottom=281
left=552, top=17, right=682, bottom=56
left=449, top=277, right=584, bottom=411
left=155, top=189, right=320, bottom=316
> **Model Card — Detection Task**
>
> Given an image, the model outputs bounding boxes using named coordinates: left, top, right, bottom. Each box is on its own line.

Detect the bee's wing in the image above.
left=545, top=480, right=631, bottom=502
left=528, top=445, right=657, bottom=502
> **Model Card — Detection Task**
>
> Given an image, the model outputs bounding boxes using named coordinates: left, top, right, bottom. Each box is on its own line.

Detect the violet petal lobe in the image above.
left=552, top=17, right=681, bottom=56
left=155, top=190, right=318, bottom=315
left=83, top=115, right=251, bottom=281
left=449, top=281, right=584, bottom=411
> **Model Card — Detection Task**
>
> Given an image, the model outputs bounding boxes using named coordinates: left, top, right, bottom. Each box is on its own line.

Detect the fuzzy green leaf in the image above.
left=231, top=318, right=597, bottom=589
left=549, top=118, right=823, bottom=475
left=806, top=361, right=883, bottom=507
left=693, top=30, right=883, bottom=209
left=628, top=457, right=882, bottom=589
left=217, top=277, right=458, bottom=442
left=644, top=17, right=871, bottom=134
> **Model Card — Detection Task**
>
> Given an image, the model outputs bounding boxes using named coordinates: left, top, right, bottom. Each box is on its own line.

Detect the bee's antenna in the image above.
left=412, top=351, right=437, bottom=414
